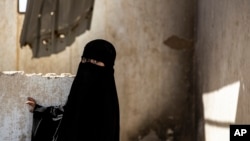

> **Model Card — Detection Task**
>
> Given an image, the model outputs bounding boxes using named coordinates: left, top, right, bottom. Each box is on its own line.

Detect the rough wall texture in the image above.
left=104, top=0, right=196, bottom=141
left=0, top=72, right=74, bottom=141
left=195, top=0, right=250, bottom=141
left=0, top=0, right=197, bottom=141
left=0, top=0, right=247, bottom=140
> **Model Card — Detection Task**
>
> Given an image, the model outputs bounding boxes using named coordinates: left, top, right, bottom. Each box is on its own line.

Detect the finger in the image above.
left=27, top=97, right=35, bottom=102
left=25, top=101, right=35, bottom=107
left=25, top=101, right=34, bottom=104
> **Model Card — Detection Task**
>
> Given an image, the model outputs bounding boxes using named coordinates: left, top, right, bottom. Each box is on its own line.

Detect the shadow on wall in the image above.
left=126, top=40, right=195, bottom=141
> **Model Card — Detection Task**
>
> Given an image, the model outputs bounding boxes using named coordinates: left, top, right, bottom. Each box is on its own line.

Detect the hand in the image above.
left=25, top=97, right=36, bottom=112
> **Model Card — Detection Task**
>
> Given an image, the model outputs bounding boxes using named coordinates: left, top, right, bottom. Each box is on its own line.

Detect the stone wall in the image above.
left=0, top=72, right=74, bottom=141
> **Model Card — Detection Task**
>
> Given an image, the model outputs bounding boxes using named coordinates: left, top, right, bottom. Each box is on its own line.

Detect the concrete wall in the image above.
left=105, top=1, right=196, bottom=141
left=0, top=0, right=196, bottom=141
left=0, top=72, right=73, bottom=141
left=195, top=0, right=250, bottom=141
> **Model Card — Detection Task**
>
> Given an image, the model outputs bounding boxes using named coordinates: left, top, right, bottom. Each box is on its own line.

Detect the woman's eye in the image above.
left=81, top=58, right=87, bottom=63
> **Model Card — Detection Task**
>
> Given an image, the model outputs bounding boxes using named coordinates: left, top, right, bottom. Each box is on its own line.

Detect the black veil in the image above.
left=56, top=39, right=120, bottom=141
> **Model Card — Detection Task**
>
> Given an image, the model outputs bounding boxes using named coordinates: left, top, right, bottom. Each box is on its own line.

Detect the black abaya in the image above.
left=31, top=39, right=119, bottom=141
left=56, top=62, right=120, bottom=141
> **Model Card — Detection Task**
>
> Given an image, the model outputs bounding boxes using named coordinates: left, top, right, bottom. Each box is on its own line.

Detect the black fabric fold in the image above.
left=56, top=63, right=119, bottom=141
left=31, top=39, right=119, bottom=141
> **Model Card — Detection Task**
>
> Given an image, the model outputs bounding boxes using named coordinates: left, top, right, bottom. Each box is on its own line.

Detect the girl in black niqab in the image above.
left=28, top=39, right=119, bottom=141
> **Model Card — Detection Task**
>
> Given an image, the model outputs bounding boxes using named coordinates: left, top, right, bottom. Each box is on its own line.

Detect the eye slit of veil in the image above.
left=81, top=57, right=105, bottom=67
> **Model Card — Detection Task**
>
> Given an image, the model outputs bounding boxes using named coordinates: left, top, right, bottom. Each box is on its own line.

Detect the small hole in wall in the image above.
left=18, top=0, right=27, bottom=14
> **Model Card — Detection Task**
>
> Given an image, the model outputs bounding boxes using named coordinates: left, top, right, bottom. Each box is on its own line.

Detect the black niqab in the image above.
left=56, top=39, right=119, bottom=141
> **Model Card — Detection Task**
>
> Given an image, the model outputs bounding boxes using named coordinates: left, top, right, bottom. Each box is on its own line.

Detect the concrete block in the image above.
left=0, top=71, right=74, bottom=141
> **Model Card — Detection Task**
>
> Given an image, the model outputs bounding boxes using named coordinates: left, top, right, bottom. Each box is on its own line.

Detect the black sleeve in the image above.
left=31, top=104, right=64, bottom=141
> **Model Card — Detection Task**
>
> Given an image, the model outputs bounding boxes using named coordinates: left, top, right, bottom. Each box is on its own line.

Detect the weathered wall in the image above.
left=0, top=0, right=196, bottom=141
left=99, top=0, right=196, bottom=140
left=0, top=72, right=74, bottom=141
left=195, top=0, right=250, bottom=141
left=0, top=0, right=18, bottom=71
left=108, top=1, right=197, bottom=141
